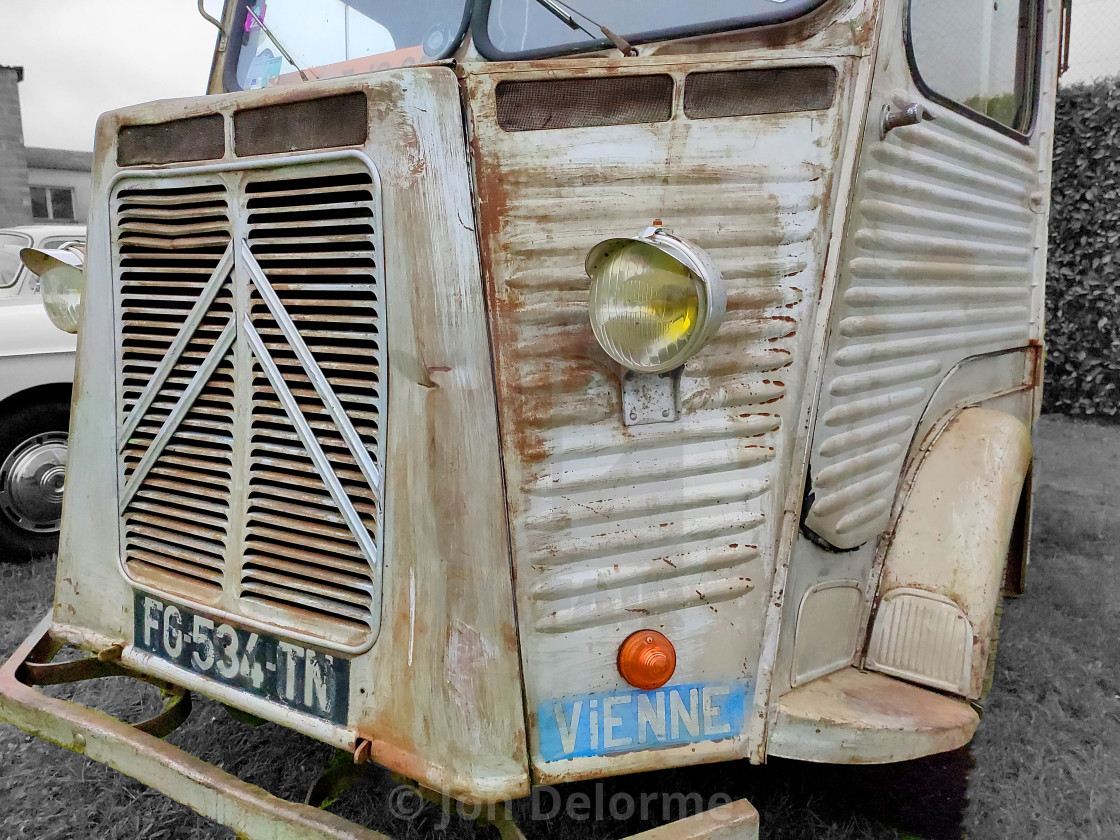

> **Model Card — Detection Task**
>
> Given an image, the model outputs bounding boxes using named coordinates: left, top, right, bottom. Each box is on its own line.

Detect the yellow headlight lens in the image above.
left=588, top=241, right=705, bottom=373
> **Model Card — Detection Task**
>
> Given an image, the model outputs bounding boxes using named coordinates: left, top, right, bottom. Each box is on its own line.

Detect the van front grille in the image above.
left=112, top=157, right=386, bottom=648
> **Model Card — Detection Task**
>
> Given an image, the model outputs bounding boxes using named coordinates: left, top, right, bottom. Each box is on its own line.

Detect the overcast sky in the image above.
left=0, top=0, right=1116, bottom=153
left=0, top=0, right=218, bottom=151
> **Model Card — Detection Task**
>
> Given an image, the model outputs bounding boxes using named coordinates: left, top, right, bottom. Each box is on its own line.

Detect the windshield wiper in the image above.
left=245, top=5, right=316, bottom=81
left=530, top=0, right=638, bottom=56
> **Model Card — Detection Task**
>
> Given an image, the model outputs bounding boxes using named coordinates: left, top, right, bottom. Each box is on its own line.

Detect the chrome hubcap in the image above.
left=0, top=432, right=68, bottom=533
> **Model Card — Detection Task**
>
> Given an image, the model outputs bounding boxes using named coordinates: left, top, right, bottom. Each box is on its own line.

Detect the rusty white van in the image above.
left=0, top=0, right=1064, bottom=837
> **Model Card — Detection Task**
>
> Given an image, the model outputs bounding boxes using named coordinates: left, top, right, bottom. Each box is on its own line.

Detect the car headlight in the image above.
left=20, top=247, right=85, bottom=334
left=586, top=226, right=725, bottom=373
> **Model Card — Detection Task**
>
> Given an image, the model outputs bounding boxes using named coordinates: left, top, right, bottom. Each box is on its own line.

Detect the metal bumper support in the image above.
left=0, top=615, right=759, bottom=840
left=0, top=615, right=390, bottom=840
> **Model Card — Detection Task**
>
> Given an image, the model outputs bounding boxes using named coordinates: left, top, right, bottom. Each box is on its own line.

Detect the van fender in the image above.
left=865, top=407, right=1031, bottom=700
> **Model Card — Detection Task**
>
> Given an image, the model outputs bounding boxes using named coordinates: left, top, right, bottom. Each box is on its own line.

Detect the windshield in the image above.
left=0, top=245, right=24, bottom=292
left=479, top=0, right=830, bottom=59
left=231, top=0, right=469, bottom=90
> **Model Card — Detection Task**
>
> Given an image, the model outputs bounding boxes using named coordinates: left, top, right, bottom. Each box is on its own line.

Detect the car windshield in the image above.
left=0, top=245, right=24, bottom=291
left=232, top=0, right=469, bottom=90
left=480, top=0, right=830, bottom=59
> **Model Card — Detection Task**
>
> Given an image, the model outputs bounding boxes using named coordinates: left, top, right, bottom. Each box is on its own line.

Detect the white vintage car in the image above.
left=0, top=224, right=84, bottom=561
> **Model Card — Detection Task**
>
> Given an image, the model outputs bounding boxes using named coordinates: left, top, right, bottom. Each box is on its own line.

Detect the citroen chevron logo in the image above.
left=118, top=238, right=382, bottom=571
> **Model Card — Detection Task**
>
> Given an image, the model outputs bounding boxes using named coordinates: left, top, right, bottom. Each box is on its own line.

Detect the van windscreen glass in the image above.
left=231, top=0, right=469, bottom=90
left=478, top=0, right=829, bottom=60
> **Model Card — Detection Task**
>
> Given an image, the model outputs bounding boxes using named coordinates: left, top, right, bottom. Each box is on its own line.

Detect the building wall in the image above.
left=0, top=68, right=93, bottom=228
left=0, top=66, right=31, bottom=227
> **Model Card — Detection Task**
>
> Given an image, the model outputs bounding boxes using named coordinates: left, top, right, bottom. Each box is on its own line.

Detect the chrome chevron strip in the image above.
left=241, top=241, right=383, bottom=499
left=119, top=318, right=236, bottom=511
left=243, top=318, right=380, bottom=573
left=118, top=243, right=235, bottom=446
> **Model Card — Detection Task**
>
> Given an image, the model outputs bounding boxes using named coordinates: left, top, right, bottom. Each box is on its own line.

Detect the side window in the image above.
left=908, top=0, right=1041, bottom=136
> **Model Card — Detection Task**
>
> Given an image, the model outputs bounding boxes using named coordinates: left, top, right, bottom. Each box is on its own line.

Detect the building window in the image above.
left=30, top=186, right=76, bottom=221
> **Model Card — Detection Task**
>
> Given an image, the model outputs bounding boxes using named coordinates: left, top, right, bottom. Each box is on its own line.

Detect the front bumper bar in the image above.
left=0, top=615, right=389, bottom=840
left=1, top=615, right=759, bottom=840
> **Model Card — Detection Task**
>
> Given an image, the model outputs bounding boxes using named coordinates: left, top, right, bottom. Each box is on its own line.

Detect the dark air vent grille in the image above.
left=496, top=75, right=674, bottom=131
left=115, top=184, right=231, bottom=452
left=123, top=352, right=235, bottom=600
left=684, top=66, right=838, bottom=120
left=234, top=92, right=369, bottom=157
left=118, top=115, right=225, bottom=166
left=112, top=159, right=384, bottom=647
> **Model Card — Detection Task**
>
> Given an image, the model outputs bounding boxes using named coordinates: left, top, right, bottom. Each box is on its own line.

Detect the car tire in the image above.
left=0, top=400, right=69, bottom=562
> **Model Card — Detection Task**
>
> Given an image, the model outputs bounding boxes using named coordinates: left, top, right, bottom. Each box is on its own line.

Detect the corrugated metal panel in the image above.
left=468, top=61, right=850, bottom=774
left=493, top=152, right=823, bottom=633
left=806, top=110, right=1038, bottom=548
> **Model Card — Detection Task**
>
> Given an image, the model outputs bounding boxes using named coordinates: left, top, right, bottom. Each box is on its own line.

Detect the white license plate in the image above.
left=133, top=592, right=349, bottom=724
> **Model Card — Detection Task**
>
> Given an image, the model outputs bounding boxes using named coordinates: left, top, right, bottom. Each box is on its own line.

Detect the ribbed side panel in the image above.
left=474, top=89, right=844, bottom=642
left=807, top=112, right=1039, bottom=548
left=867, top=590, right=973, bottom=695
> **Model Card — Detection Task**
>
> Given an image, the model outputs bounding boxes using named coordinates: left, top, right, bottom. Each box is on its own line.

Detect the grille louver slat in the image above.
left=114, top=160, right=385, bottom=649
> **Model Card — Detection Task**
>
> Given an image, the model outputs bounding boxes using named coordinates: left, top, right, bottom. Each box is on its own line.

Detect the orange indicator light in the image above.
left=617, top=630, right=676, bottom=690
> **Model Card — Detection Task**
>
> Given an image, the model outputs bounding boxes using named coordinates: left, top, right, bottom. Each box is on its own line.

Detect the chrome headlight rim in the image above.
left=585, top=226, right=726, bottom=374
left=19, top=246, right=85, bottom=335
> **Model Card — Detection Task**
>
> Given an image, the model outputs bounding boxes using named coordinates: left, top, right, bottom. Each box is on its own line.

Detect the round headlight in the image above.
left=586, top=227, right=725, bottom=373
left=20, top=247, right=85, bottom=334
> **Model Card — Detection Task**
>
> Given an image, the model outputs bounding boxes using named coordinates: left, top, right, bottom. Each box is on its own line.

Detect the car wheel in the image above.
left=0, top=401, right=69, bottom=562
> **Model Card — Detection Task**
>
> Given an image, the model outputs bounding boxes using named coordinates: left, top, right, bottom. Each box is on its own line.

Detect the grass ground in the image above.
left=1, top=414, right=1118, bottom=839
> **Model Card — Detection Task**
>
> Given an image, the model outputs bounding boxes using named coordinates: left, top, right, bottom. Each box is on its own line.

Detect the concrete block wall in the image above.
left=0, top=66, right=31, bottom=227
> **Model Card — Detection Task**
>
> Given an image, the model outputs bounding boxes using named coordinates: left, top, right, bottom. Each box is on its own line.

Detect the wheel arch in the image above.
left=864, top=406, right=1032, bottom=700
